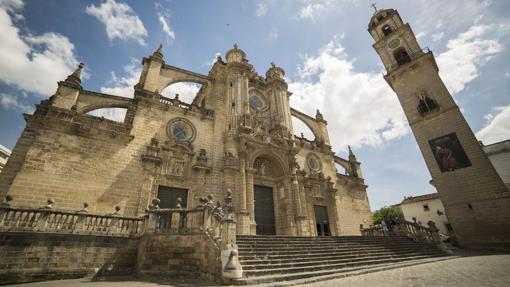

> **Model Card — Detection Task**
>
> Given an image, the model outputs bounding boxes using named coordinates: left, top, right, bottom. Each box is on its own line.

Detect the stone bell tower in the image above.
left=368, top=8, right=510, bottom=247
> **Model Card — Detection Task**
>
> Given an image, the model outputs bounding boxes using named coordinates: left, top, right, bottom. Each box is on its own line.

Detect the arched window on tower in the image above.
left=417, top=93, right=439, bottom=116
left=394, top=48, right=411, bottom=66
left=382, top=25, right=393, bottom=36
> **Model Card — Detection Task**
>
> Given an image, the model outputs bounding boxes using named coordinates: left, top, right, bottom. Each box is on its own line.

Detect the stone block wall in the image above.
left=137, top=233, right=222, bottom=282
left=0, top=232, right=139, bottom=285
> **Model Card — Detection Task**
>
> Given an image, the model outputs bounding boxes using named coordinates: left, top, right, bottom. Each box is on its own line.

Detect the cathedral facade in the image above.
left=0, top=44, right=372, bottom=236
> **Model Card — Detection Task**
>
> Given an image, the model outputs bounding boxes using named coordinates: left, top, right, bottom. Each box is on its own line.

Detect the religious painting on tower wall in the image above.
left=428, top=133, right=471, bottom=172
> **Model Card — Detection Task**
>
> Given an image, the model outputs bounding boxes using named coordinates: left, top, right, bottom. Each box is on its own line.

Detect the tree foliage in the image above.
left=372, top=205, right=404, bottom=225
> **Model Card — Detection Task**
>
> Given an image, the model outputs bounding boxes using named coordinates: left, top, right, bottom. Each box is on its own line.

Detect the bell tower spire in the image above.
left=369, top=8, right=510, bottom=248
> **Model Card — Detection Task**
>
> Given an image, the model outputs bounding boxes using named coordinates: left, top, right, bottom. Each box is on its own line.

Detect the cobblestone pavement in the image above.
left=8, top=254, right=510, bottom=287
left=306, top=254, right=510, bottom=287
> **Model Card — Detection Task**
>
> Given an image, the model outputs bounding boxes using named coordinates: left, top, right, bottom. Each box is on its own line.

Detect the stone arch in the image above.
left=290, top=108, right=322, bottom=140
left=78, top=102, right=131, bottom=114
left=249, top=149, right=290, bottom=177
left=156, top=65, right=211, bottom=94
left=394, top=48, right=411, bottom=66
left=292, top=116, right=316, bottom=140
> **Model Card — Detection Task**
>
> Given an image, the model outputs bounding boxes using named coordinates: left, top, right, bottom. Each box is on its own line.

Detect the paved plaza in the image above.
left=8, top=253, right=510, bottom=287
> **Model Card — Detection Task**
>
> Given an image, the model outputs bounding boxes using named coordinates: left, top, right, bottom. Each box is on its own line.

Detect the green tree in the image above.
left=372, top=205, right=404, bottom=225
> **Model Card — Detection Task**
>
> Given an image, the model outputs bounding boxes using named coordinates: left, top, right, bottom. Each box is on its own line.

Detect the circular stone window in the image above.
left=249, top=94, right=267, bottom=111
left=167, top=118, right=196, bottom=142
left=307, top=154, right=321, bottom=172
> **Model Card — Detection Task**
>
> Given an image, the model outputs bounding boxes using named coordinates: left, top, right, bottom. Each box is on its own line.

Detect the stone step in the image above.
left=237, top=241, right=425, bottom=251
left=236, top=235, right=410, bottom=243
left=239, top=248, right=443, bottom=265
left=234, top=235, right=449, bottom=285
left=241, top=251, right=443, bottom=271
left=241, top=254, right=445, bottom=277
left=233, top=256, right=455, bottom=285
left=238, top=245, right=430, bottom=254
left=237, top=240, right=413, bottom=246
left=238, top=247, right=438, bottom=261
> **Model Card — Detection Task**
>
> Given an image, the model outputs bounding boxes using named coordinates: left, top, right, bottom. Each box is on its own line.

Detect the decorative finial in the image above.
left=80, top=202, right=89, bottom=212
left=1, top=195, right=13, bottom=207
left=315, top=109, right=324, bottom=120
left=371, top=3, right=377, bottom=12
left=72, top=63, right=84, bottom=77
left=233, top=43, right=238, bottom=49
left=45, top=198, right=54, bottom=209
left=152, top=43, right=164, bottom=60
left=348, top=145, right=354, bottom=157
left=65, top=63, right=84, bottom=86
left=271, top=62, right=276, bottom=68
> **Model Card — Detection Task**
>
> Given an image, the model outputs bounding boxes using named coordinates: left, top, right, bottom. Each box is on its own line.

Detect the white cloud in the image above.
left=437, top=24, right=503, bottom=95
left=100, top=59, right=139, bottom=98
left=415, top=31, right=427, bottom=40
left=256, top=2, right=267, bottom=17
left=0, top=1, right=79, bottom=97
left=268, top=29, right=278, bottom=40
left=289, top=22, right=504, bottom=151
left=298, top=3, right=327, bottom=20
left=158, top=14, right=175, bottom=43
left=289, top=36, right=407, bottom=151
left=101, top=59, right=201, bottom=104
left=435, top=20, right=443, bottom=29
left=476, top=106, right=510, bottom=144
left=86, top=0, right=147, bottom=46
left=431, top=32, right=444, bottom=42
left=0, top=93, right=33, bottom=113
left=203, top=52, right=222, bottom=67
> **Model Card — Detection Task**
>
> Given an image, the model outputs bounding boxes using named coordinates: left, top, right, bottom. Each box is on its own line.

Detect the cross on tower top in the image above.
left=370, top=3, right=377, bottom=12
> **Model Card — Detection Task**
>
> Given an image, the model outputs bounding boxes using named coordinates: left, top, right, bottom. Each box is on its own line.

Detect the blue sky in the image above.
left=1, top=0, right=509, bottom=210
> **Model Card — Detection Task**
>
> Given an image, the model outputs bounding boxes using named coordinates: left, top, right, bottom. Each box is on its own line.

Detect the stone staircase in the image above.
left=233, top=235, right=451, bottom=285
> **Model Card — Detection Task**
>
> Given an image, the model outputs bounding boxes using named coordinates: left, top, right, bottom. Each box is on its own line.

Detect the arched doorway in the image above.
left=251, top=154, right=287, bottom=235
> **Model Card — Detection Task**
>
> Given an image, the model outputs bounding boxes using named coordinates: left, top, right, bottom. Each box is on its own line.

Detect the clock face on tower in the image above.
left=388, top=38, right=401, bottom=49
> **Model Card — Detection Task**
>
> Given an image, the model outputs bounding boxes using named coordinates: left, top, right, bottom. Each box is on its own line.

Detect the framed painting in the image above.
left=429, top=133, right=471, bottom=172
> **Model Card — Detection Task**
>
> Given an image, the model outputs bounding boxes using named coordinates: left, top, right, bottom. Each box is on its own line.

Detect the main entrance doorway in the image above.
left=314, top=205, right=330, bottom=236
left=254, top=185, right=276, bottom=235
left=157, top=186, right=188, bottom=208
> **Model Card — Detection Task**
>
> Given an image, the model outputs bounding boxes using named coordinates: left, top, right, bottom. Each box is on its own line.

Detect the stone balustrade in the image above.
left=0, top=198, right=145, bottom=237
left=159, top=96, right=214, bottom=118
left=0, top=192, right=243, bottom=282
left=361, top=219, right=452, bottom=254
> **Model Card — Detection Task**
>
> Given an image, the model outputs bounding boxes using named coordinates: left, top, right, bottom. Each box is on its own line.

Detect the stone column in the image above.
left=245, top=168, right=256, bottom=235
left=291, top=172, right=308, bottom=236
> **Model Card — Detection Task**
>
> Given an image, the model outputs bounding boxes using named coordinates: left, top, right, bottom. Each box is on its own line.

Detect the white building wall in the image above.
left=483, top=140, right=510, bottom=189
left=400, top=197, right=450, bottom=235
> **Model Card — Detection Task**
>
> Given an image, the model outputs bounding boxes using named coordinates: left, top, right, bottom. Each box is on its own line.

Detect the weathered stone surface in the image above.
left=0, top=43, right=372, bottom=238
left=0, top=232, right=139, bottom=285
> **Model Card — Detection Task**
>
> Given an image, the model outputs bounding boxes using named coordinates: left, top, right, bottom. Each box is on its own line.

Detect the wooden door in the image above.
left=314, top=205, right=330, bottom=236
left=254, top=185, right=276, bottom=235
